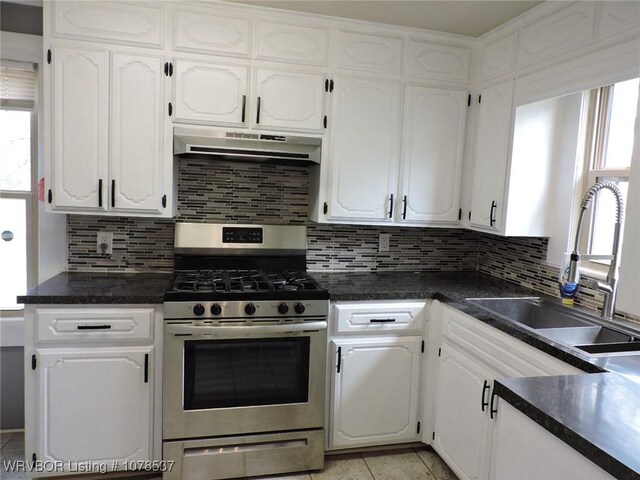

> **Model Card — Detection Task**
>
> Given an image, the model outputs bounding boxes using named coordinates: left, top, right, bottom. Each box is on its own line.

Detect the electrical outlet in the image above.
left=96, top=232, right=113, bottom=255
left=379, top=233, right=390, bottom=252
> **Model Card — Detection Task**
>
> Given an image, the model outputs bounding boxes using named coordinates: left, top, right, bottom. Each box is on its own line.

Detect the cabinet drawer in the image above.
left=333, top=302, right=425, bottom=334
left=35, top=308, right=154, bottom=343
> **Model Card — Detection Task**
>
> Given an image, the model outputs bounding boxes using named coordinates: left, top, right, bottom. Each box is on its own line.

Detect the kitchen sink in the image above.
left=466, top=297, right=590, bottom=329
left=466, top=297, right=640, bottom=357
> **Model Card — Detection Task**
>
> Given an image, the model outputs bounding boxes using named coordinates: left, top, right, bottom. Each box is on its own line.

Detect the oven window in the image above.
left=183, top=337, right=310, bottom=410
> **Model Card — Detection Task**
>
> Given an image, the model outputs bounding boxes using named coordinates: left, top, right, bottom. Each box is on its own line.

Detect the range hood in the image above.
left=174, top=126, right=322, bottom=165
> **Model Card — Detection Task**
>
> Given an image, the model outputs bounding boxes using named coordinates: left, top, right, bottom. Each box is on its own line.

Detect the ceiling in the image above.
left=228, top=1, right=543, bottom=37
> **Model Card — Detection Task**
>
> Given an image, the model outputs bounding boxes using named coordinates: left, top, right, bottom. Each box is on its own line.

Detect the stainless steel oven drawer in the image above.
left=163, top=430, right=324, bottom=480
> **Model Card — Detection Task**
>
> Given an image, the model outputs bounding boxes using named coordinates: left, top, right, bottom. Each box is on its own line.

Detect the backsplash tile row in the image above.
left=66, top=159, right=637, bottom=322
left=477, top=233, right=639, bottom=323
left=68, top=160, right=476, bottom=273
left=67, top=216, right=174, bottom=272
left=307, top=224, right=478, bottom=272
left=176, top=158, right=309, bottom=225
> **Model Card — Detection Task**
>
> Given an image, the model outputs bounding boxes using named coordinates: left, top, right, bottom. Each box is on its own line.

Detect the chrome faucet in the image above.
left=567, top=181, right=625, bottom=320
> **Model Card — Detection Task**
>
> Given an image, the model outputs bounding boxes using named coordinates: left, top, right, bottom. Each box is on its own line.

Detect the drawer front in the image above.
left=333, top=302, right=425, bottom=334
left=35, top=308, right=154, bottom=343
left=164, top=430, right=324, bottom=480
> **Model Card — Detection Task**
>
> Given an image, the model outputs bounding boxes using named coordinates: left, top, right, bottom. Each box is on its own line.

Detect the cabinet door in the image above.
left=36, top=347, right=153, bottom=469
left=469, top=80, right=514, bottom=230
left=328, top=77, right=402, bottom=220
left=433, top=342, right=495, bottom=480
left=330, top=337, right=421, bottom=449
left=111, top=53, right=164, bottom=214
left=52, top=1, right=163, bottom=47
left=490, top=401, right=616, bottom=480
left=174, top=9, right=250, bottom=57
left=51, top=47, right=109, bottom=212
left=253, top=69, right=325, bottom=132
left=173, top=59, right=248, bottom=126
left=399, top=86, right=467, bottom=223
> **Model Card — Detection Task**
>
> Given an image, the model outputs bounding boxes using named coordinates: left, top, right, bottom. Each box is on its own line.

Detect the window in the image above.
left=0, top=61, right=38, bottom=313
left=580, top=77, right=638, bottom=273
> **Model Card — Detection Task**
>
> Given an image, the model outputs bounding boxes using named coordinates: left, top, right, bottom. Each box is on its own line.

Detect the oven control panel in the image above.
left=222, top=227, right=263, bottom=244
left=165, top=300, right=328, bottom=320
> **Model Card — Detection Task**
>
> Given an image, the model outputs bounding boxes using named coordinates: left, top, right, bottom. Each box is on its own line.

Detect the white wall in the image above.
left=617, top=90, right=640, bottom=317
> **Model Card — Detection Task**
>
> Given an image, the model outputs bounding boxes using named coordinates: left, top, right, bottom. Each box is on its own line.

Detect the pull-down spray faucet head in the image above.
left=563, top=181, right=625, bottom=318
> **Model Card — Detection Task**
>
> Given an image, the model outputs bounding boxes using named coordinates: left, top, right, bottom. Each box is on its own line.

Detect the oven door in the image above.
left=163, top=320, right=327, bottom=440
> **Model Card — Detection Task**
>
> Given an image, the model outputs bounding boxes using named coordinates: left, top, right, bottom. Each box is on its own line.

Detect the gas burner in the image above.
left=167, top=269, right=326, bottom=301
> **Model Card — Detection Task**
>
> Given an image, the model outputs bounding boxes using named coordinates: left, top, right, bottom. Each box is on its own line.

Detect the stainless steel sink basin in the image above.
left=466, top=297, right=590, bottom=329
left=536, top=326, right=634, bottom=345
left=466, top=296, right=640, bottom=357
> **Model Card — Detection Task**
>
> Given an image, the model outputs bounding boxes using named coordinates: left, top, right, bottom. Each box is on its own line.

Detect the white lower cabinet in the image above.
left=36, top=347, right=153, bottom=468
left=327, top=301, right=426, bottom=450
left=429, top=303, right=584, bottom=480
left=433, top=342, right=496, bottom=480
left=24, top=305, right=162, bottom=476
left=489, top=400, right=615, bottom=480
left=329, top=336, right=422, bottom=449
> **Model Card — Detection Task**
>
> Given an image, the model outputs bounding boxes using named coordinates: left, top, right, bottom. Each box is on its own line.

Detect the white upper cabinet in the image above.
left=469, top=80, right=514, bottom=231
left=173, top=8, right=251, bottom=57
left=253, top=68, right=325, bottom=132
left=517, top=2, right=596, bottom=68
left=333, top=30, right=403, bottom=75
left=51, top=47, right=109, bottom=212
left=398, top=86, right=467, bottom=224
left=52, top=1, right=163, bottom=47
left=327, top=76, right=402, bottom=221
left=597, top=1, right=640, bottom=39
left=480, top=32, right=518, bottom=84
left=404, top=40, right=470, bottom=83
left=256, top=21, right=328, bottom=65
left=47, top=46, right=170, bottom=217
left=111, top=54, right=164, bottom=214
left=173, top=59, right=249, bottom=127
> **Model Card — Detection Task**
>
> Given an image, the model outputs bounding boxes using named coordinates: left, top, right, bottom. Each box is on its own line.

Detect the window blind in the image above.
left=0, top=61, right=36, bottom=109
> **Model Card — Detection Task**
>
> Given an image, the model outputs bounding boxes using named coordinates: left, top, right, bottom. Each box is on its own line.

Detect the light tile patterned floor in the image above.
left=0, top=431, right=457, bottom=480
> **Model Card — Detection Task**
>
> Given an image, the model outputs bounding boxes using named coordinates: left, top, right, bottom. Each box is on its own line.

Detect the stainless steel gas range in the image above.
left=162, top=223, right=329, bottom=480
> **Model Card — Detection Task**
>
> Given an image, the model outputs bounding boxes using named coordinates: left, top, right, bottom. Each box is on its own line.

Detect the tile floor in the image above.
left=0, top=431, right=457, bottom=480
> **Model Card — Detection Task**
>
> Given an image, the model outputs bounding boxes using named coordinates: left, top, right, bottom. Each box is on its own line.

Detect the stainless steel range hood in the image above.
left=174, top=126, right=322, bottom=165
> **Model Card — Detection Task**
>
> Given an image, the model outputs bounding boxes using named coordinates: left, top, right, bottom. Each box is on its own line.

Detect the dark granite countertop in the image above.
left=310, top=270, right=528, bottom=302
left=19, top=268, right=640, bottom=477
left=312, top=269, right=640, bottom=376
left=17, top=272, right=173, bottom=304
left=494, top=374, right=640, bottom=479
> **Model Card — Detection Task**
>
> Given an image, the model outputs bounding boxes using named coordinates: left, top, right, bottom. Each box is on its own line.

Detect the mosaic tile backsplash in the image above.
left=67, top=158, right=637, bottom=321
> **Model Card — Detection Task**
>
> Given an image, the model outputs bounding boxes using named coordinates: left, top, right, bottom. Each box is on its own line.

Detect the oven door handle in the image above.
left=166, top=321, right=327, bottom=336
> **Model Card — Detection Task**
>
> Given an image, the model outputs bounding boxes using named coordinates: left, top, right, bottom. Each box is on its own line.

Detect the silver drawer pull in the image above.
left=184, top=439, right=307, bottom=457
left=77, top=324, right=112, bottom=330
left=369, top=318, right=396, bottom=323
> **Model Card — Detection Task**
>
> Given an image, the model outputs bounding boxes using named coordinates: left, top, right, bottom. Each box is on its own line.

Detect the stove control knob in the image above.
left=245, top=303, right=256, bottom=315
left=193, top=304, right=205, bottom=316
left=211, top=304, right=222, bottom=316
left=294, top=303, right=306, bottom=315
left=277, top=303, right=289, bottom=315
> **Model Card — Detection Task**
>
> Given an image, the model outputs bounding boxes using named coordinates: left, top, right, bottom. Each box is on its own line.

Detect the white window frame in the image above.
left=579, top=81, right=634, bottom=278
left=0, top=64, right=39, bottom=316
